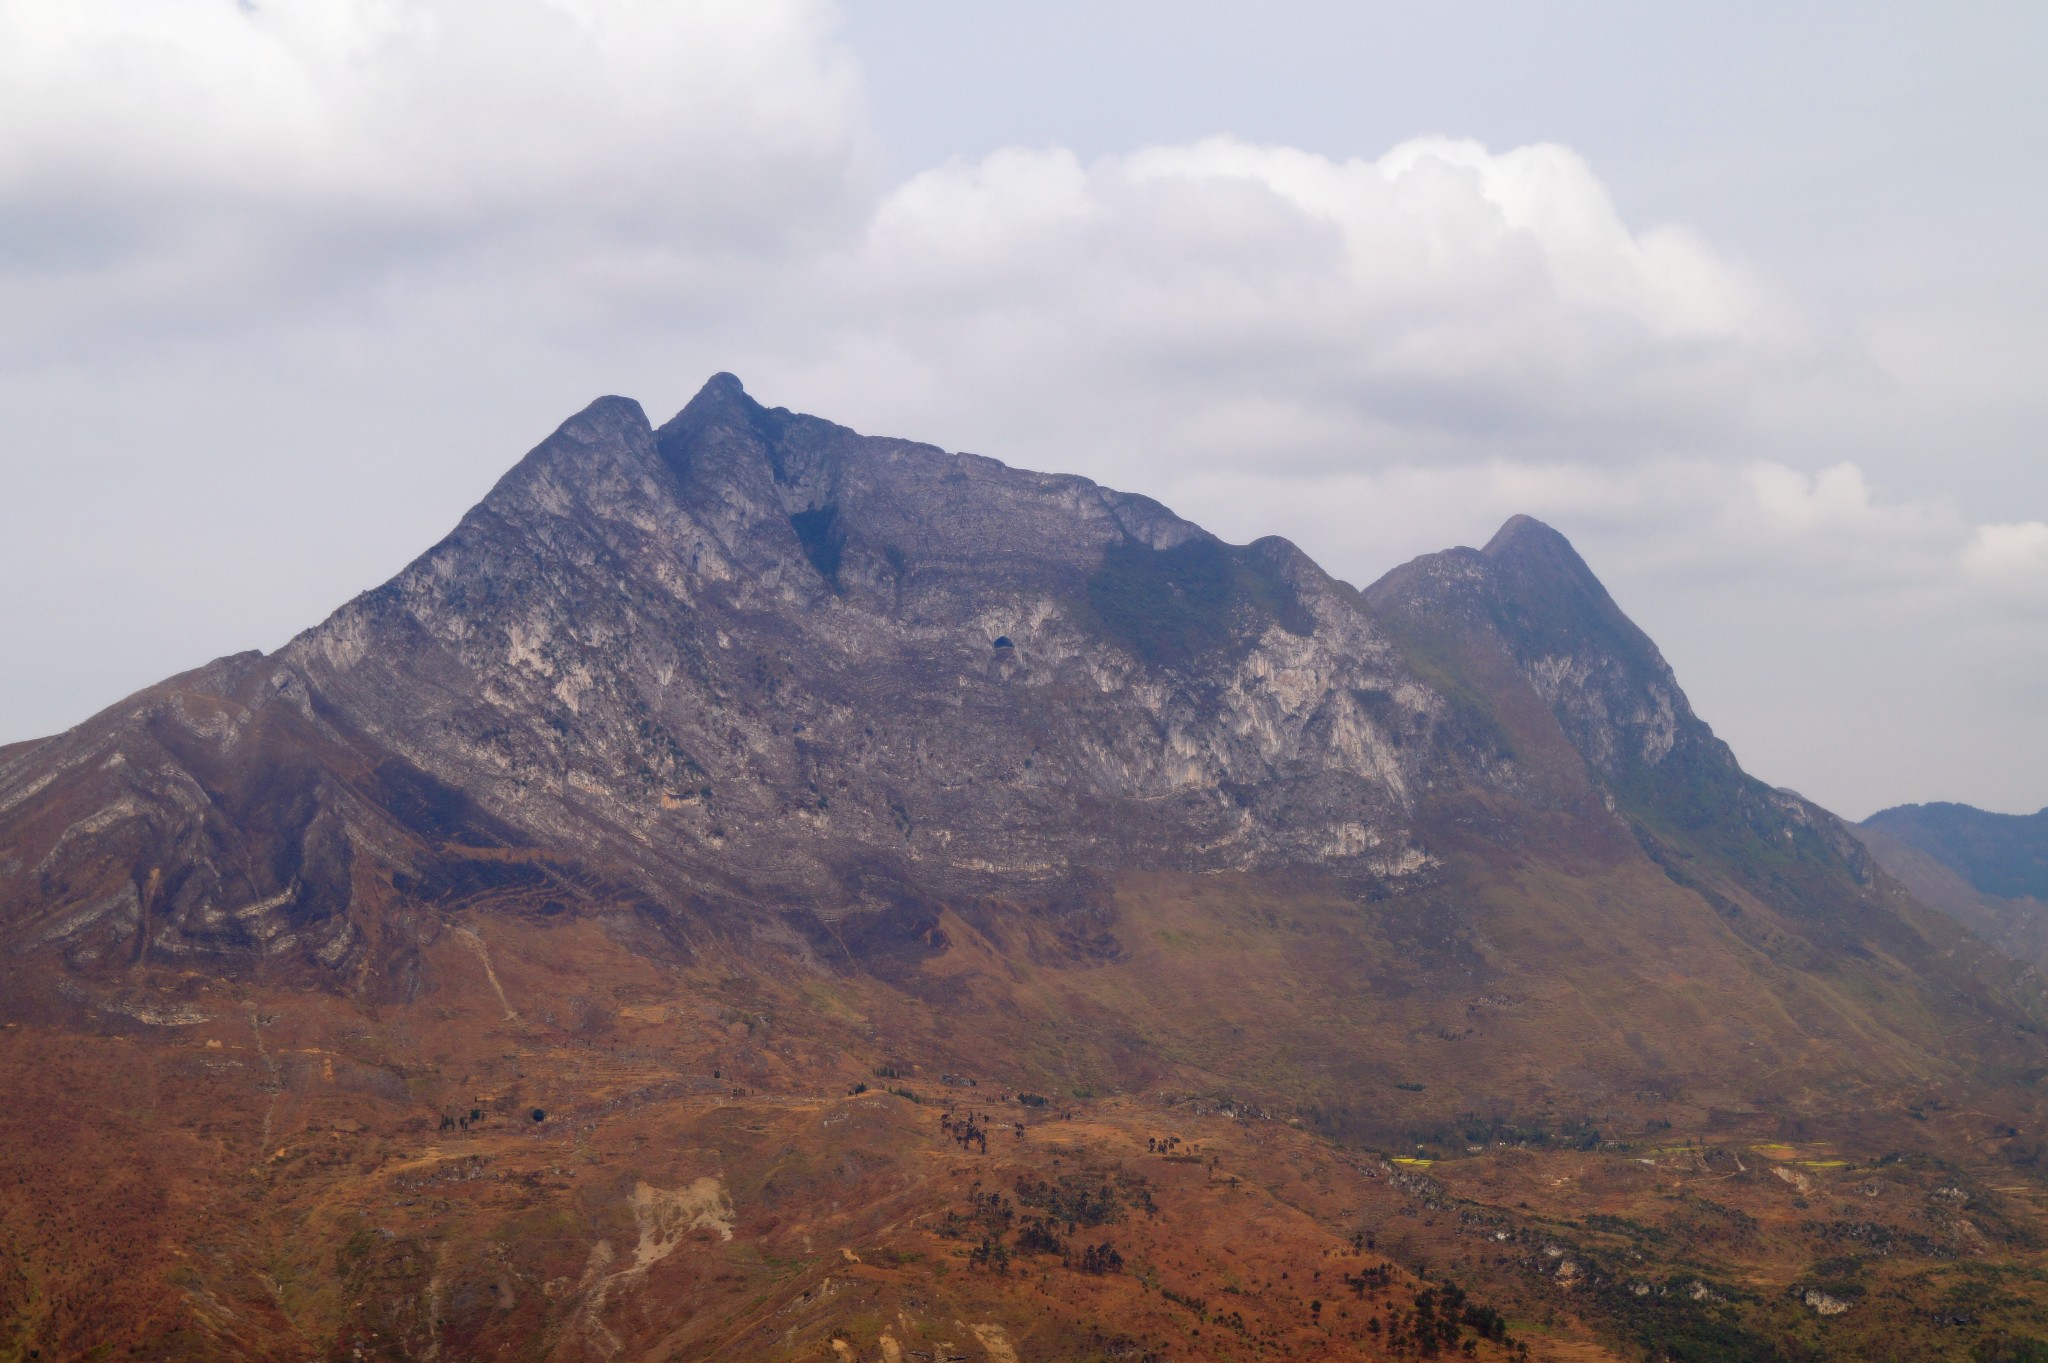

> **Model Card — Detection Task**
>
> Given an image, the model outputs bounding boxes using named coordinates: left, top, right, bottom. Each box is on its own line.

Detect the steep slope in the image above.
left=1, top=377, right=1479, bottom=998
left=1368, top=513, right=1873, bottom=865
left=1347, top=516, right=2048, bottom=1118
left=4, top=375, right=2034, bottom=1095
left=4, top=374, right=2042, bottom=1095
left=5, top=376, right=2048, bottom=1362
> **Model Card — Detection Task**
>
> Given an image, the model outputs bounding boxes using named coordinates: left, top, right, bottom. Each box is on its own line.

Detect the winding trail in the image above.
left=452, top=925, right=519, bottom=1022
left=246, top=1002, right=282, bottom=1155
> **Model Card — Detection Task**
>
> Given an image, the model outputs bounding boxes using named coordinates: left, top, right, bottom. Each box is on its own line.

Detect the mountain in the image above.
left=3, top=376, right=2046, bottom=1363
left=1862, top=803, right=2048, bottom=903
left=1858, top=802, right=2048, bottom=968
left=0, top=376, right=1445, bottom=990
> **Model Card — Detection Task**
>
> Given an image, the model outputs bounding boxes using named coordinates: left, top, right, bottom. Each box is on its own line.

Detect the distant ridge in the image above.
left=1858, top=800, right=2048, bottom=967
left=1862, top=800, right=2048, bottom=901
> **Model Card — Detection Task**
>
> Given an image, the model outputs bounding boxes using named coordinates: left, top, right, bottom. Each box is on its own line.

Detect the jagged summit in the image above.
left=1477, top=512, right=1638, bottom=636
left=698, top=369, right=749, bottom=400
left=0, top=373, right=2032, bottom=1068
left=0, top=380, right=1965, bottom=957
left=1473, top=513, right=1653, bottom=649
left=3, top=377, right=1443, bottom=983
left=517, top=390, right=653, bottom=455
left=1482, top=510, right=1566, bottom=553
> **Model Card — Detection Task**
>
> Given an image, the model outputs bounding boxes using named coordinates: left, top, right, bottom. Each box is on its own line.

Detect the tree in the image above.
left=1075, top=1242, right=1124, bottom=1275
left=969, top=1236, right=1010, bottom=1273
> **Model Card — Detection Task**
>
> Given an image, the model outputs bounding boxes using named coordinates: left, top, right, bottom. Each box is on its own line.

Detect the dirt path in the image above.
left=452, top=925, right=519, bottom=1022
left=246, top=1002, right=282, bottom=1156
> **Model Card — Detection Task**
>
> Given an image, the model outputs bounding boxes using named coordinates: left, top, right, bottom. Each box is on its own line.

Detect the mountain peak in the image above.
left=1370, top=510, right=1731, bottom=791
left=1479, top=514, right=1606, bottom=596
left=452, top=393, right=656, bottom=527
left=1481, top=512, right=1565, bottom=555
left=1469, top=516, right=1646, bottom=659
left=654, top=370, right=814, bottom=489
left=679, top=370, right=755, bottom=419
left=516, top=393, right=651, bottom=459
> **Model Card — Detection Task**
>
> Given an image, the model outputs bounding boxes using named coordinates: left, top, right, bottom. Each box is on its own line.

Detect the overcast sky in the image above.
left=3, top=1, right=2044, bottom=819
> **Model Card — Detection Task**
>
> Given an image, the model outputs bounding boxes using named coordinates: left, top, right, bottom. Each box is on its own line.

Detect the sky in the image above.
left=2, top=1, right=2044, bottom=819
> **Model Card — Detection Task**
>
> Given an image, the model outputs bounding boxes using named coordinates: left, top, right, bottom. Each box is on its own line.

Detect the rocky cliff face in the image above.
left=1368, top=514, right=1878, bottom=890
left=282, top=377, right=1454, bottom=899
left=0, top=376, right=1950, bottom=997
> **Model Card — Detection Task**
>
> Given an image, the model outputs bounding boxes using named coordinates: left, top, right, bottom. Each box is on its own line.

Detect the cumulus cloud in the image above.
left=0, top=0, right=867, bottom=355
left=0, top=0, right=862, bottom=219
left=0, top=7, right=1803, bottom=466
left=1965, top=522, right=2048, bottom=579
left=787, top=136, right=1793, bottom=474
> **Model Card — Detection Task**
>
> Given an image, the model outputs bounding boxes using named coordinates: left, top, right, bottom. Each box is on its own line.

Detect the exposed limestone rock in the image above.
left=0, top=374, right=1902, bottom=995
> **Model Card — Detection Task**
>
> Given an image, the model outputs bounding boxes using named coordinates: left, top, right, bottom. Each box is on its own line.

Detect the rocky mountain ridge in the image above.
left=0, top=373, right=1800, bottom=987
left=0, top=373, right=2034, bottom=1064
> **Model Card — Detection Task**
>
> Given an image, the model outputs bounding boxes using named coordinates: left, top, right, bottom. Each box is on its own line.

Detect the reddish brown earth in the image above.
left=5, top=889, right=2047, bottom=1363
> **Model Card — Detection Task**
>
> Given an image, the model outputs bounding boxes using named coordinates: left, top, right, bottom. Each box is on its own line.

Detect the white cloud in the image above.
left=1965, top=521, right=2048, bottom=579
left=787, top=136, right=1793, bottom=475
left=0, top=0, right=861, bottom=213
left=1746, top=462, right=1878, bottom=530
left=0, top=8, right=1805, bottom=467
left=0, top=0, right=867, bottom=356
